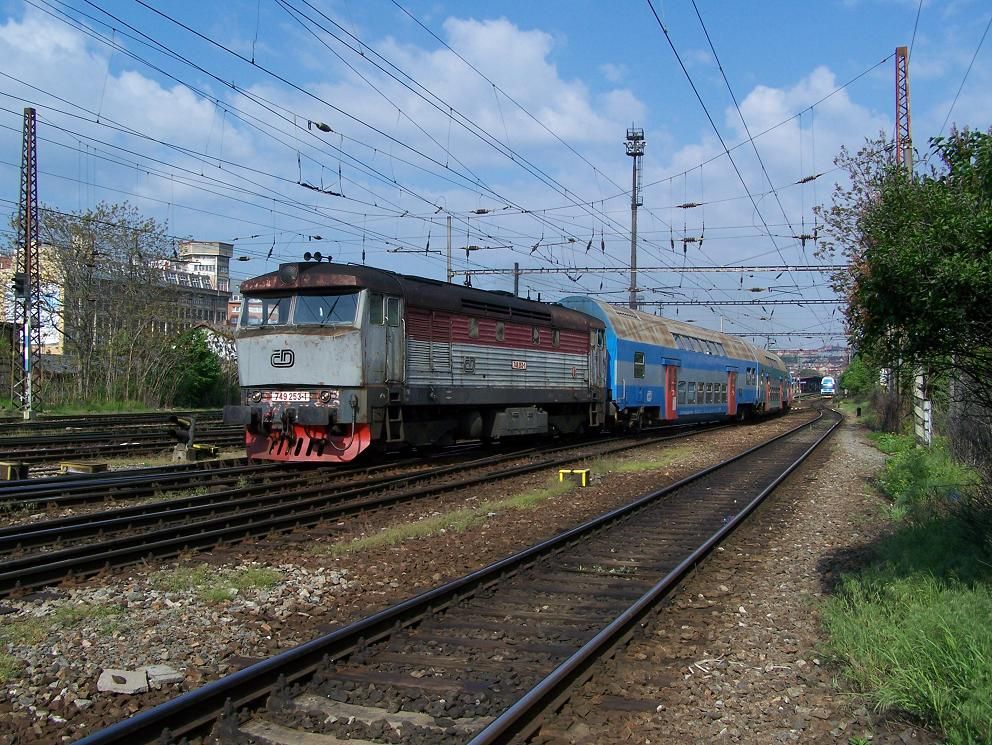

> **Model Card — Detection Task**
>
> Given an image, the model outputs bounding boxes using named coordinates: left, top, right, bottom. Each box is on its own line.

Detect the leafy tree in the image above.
left=8, top=201, right=197, bottom=407
left=817, top=129, right=992, bottom=414
left=172, top=329, right=225, bottom=407
left=840, top=354, right=878, bottom=398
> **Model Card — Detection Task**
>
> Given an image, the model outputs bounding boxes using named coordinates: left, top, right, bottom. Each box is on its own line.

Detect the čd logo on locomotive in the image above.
left=270, top=349, right=295, bottom=368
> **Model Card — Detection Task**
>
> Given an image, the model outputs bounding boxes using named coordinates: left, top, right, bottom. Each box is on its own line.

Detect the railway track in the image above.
left=0, top=425, right=244, bottom=465
left=0, top=424, right=729, bottom=597
left=0, top=409, right=223, bottom=432
left=73, top=409, right=839, bottom=745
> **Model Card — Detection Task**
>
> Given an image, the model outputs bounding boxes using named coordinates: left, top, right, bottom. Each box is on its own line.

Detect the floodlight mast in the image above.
left=625, top=127, right=645, bottom=310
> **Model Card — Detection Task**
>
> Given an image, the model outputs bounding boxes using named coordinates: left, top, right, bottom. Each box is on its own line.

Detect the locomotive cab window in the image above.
left=243, top=295, right=291, bottom=327
left=386, top=296, right=400, bottom=327
left=295, top=291, right=360, bottom=326
left=633, top=351, right=646, bottom=379
left=369, top=293, right=384, bottom=325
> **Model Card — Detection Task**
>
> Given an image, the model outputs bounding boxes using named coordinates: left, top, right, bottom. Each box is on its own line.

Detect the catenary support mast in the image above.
left=15, top=107, right=41, bottom=419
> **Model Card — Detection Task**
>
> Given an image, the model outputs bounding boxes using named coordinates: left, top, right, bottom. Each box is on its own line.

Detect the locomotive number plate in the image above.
left=271, top=391, right=311, bottom=402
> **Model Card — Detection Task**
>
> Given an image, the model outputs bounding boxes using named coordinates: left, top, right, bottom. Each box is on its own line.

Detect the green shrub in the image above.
left=868, top=432, right=916, bottom=455
left=877, top=440, right=979, bottom=518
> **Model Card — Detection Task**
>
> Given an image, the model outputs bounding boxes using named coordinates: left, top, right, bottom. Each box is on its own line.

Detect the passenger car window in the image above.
left=469, top=318, right=479, bottom=338
left=634, top=351, right=646, bottom=379
left=677, top=380, right=686, bottom=404
left=496, top=321, right=505, bottom=342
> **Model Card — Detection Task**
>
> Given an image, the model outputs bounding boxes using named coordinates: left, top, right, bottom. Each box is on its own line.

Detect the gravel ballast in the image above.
left=0, top=412, right=938, bottom=743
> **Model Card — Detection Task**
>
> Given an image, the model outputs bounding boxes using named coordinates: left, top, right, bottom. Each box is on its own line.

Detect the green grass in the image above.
left=0, top=653, right=19, bottom=682
left=594, top=445, right=691, bottom=474
left=152, top=564, right=282, bottom=603
left=0, top=603, right=124, bottom=647
left=868, top=431, right=916, bottom=455
left=822, top=570, right=992, bottom=744
left=319, top=478, right=576, bottom=556
left=822, top=435, right=992, bottom=744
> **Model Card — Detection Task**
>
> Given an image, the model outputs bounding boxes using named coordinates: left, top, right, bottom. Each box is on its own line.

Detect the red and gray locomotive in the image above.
left=223, top=262, right=607, bottom=462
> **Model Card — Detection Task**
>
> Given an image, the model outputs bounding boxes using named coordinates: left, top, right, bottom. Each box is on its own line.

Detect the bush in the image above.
left=876, top=439, right=979, bottom=520
left=868, top=432, right=916, bottom=455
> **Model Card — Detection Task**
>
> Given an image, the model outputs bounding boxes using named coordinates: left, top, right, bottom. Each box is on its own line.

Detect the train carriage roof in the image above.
left=239, top=262, right=604, bottom=332
left=558, top=296, right=787, bottom=372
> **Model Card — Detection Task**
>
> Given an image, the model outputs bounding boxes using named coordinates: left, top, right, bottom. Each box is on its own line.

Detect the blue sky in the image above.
left=1, top=0, right=989, bottom=348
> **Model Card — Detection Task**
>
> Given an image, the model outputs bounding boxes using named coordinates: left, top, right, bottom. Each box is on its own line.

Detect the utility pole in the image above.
left=14, top=107, right=41, bottom=419
left=895, top=46, right=931, bottom=446
left=446, top=215, right=452, bottom=283
left=625, top=127, right=645, bottom=310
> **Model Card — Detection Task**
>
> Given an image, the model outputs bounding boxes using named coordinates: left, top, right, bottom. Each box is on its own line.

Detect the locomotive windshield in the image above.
left=239, top=292, right=359, bottom=327
left=294, top=292, right=359, bottom=326
left=241, top=295, right=291, bottom=327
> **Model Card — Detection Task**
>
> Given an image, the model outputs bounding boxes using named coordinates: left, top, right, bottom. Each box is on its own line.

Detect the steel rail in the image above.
left=0, top=429, right=712, bottom=596
left=72, top=411, right=831, bottom=745
left=467, top=410, right=841, bottom=744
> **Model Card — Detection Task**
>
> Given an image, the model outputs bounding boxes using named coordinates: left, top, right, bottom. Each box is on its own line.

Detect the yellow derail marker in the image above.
left=558, top=468, right=591, bottom=487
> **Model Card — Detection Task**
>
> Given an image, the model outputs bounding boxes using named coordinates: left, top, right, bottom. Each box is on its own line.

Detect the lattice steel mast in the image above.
left=895, top=46, right=912, bottom=172
left=14, top=107, right=42, bottom=418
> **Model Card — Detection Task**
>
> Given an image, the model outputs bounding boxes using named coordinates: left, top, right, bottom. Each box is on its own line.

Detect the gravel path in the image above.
left=0, top=412, right=938, bottom=744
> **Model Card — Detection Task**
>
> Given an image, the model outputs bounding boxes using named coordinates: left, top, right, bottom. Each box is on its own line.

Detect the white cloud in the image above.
left=599, top=62, right=627, bottom=83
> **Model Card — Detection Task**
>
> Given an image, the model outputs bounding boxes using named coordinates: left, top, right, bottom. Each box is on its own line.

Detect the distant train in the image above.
left=820, top=375, right=836, bottom=397
left=224, top=262, right=791, bottom=463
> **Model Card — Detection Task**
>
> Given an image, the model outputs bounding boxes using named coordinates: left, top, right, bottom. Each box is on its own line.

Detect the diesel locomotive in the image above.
left=223, top=262, right=790, bottom=463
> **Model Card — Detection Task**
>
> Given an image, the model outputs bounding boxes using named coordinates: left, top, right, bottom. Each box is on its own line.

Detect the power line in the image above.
left=938, top=12, right=992, bottom=136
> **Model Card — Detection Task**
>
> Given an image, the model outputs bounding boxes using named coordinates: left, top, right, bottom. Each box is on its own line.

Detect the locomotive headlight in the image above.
left=319, top=390, right=333, bottom=403
left=251, top=390, right=263, bottom=402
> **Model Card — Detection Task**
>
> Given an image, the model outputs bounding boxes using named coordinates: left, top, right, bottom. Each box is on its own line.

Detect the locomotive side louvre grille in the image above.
left=407, top=309, right=452, bottom=376
left=407, top=341, right=589, bottom=388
